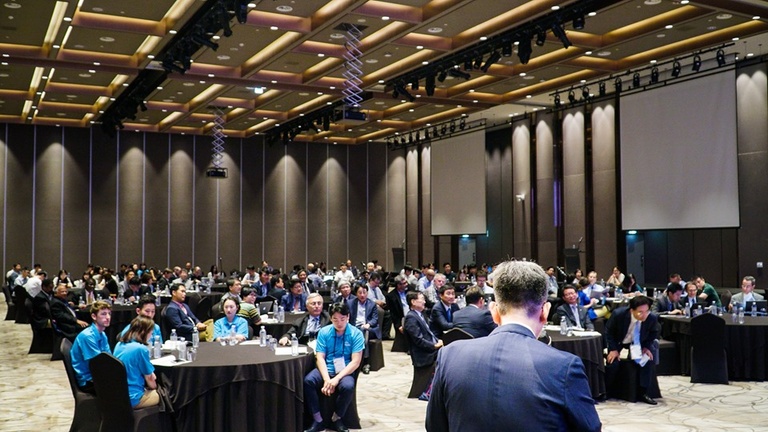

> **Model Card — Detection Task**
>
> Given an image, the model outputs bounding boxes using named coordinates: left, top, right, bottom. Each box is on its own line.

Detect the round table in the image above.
left=154, top=342, right=315, bottom=432
left=547, top=332, right=606, bottom=399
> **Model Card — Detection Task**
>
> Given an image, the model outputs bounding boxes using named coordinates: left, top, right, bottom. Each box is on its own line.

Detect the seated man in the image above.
left=652, top=283, right=684, bottom=315
left=554, top=284, right=595, bottom=330
left=348, top=284, right=379, bottom=374
left=50, top=283, right=89, bottom=341
left=119, top=295, right=163, bottom=342
left=303, top=303, right=365, bottom=432
left=453, top=286, right=497, bottom=338
left=221, top=277, right=243, bottom=302
left=31, top=278, right=54, bottom=331
left=429, top=285, right=459, bottom=338
left=267, top=274, right=286, bottom=300
left=70, top=301, right=112, bottom=393
left=164, top=283, right=207, bottom=341
left=729, top=275, right=764, bottom=311
left=605, top=295, right=659, bottom=405
left=693, top=275, right=722, bottom=307
left=76, top=278, right=110, bottom=306
left=403, top=291, right=443, bottom=400
left=123, top=277, right=150, bottom=303
left=281, top=278, right=308, bottom=313
left=333, top=281, right=354, bottom=304
left=280, top=293, right=331, bottom=345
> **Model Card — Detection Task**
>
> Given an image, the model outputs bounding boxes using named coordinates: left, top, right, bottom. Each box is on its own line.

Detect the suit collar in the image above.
left=490, top=323, right=536, bottom=339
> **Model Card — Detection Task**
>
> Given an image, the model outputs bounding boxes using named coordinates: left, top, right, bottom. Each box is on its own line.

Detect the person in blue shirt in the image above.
left=213, top=297, right=249, bottom=342
left=70, top=300, right=112, bottom=393
left=118, top=295, right=162, bottom=342
left=303, top=302, right=365, bottom=432
left=114, top=316, right=159, bottom=408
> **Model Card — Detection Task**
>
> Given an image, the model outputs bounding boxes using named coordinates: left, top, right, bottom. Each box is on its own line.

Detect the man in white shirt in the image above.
left=334, top=263, right=355, bottom=287
left=729, top=276, right=765, bottom=311
left=25, top=271, right=46, bottom=298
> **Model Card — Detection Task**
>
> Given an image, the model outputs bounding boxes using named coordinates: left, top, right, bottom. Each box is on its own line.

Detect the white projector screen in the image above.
left=431, top=129, right=487, bottom=235
left=620, top=71, right=739, bottom=230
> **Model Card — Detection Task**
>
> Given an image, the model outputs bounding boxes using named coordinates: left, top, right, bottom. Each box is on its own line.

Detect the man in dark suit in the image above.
left=123, top=277, right=150, bottom=303
left=404, top=291, right=443, bottom=400
left=50, top=283, right=88, bottom=341
left=452, top=286, right=497, bottom=338
left=426, top=261, right=601, bottom=432
left=31, top=278, right=54, bottom=330
left=164, top=283, right=207, bottom=341
left=554, top=284, right=595, bottom=330
left=682, top=281, right=700, bottom=309
left=429, top=285, right=459, bottom=338
left=279, top=292, right=330, bottom=345
left=281, top=278, right=308, bottom=313
left=605, top=295, right=659, bottom=405
left=652, top=283, right=684, bottom=315
left=348, top=285, right=380, bottom=339
left=385, top=275, right=410, bottom=337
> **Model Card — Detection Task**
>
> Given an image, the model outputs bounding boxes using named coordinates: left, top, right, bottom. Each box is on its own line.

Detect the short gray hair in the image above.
left=490, top=260, right=547, bottom=317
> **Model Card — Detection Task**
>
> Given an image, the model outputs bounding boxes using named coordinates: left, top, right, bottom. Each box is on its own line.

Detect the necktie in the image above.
left=633, top=322, right=641, bottom=345
left=446, top=306, right=452, bottom=322
left=668, top=301, right=673, bottom=312
left=571, top=305, right=580, bottom=327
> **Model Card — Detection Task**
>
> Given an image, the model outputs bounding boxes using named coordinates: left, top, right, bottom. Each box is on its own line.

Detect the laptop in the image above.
left=452, top=281, right=471, bottom=292
left=258, top=301, right=274, bottom=315
left=743, top=300, right=767, bottom=315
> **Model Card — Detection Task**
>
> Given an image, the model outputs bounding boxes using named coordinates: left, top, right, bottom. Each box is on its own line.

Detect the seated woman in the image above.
left=237, top=287, right=263, bottom=327
left=621, top=273, right=644, bottom=296
left=606, top=266, right=625, bottom=287
left=114, top=316, right=159, bottom=408
left=213, top=297, right=249, bottom=342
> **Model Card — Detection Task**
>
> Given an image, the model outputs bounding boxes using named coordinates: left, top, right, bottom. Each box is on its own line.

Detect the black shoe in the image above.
left=334, top=419, right=349, bottom=432
left=362, top=364, right=371, bottom=374
left=304, top=420, right=323, bottom=432
left=640, top=394, right=657, bottom=405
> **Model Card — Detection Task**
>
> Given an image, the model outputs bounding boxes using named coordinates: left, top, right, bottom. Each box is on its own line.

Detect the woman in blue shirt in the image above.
left=114, top=316, right=159, bottom=408
left=214, top=297, right=249, bottom=342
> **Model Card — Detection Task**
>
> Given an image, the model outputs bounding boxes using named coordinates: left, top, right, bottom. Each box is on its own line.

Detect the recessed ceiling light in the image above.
left=63, top=16, right=72, bottom=22
left=0, top=73, right=8, bottom=77
left=716, top=13, right=733, bottom=20
left=378, top=80, right=385, bottom=84
left=680, top=0, right=689, bottom=3
left=657, top=34, right=665, bottom=38
left=88, top=69, right=95, bottom=73
left=4, top=3, right=22, bottom=9
left=199, top=80, right=205, bottom=84
left=416, top=45, right=424, bottom=50
left=585, top=51, right=593, bottom=55
left=208, top=73, right=215, bottom=77
left=169, top=30, right=177, bottom=34
left=216, top=55, right=230, bottom=61
left=732, top=37, right=740, bottom=41
left=523, top=75, right=534, bottom=80
left=747, top=52, right=754, bottom=57
left=644, top=0, right=660, bottom=4
left=317, top=53, right=325, bottom=57
left=374, top=101, right=385, bottom=105
left=382, top=16, right=389, bottom=21
left=99, top=36, right=115, bottom=42
left=212, top=35, right=221, bottom=40
left=93, top=62, right=100, bottom=66
left=551, top=5, right=560, bottom=10
left=519, top=72, right=526, bottom=77
left=707, top=26, right=717, bottom=31
left=480, top=36, right=487, bottom=41
left=422, top=61, right=429, bottom=65
left=597, top=51, right=612, bottom=57
left=276, top=5, right=293, bottom=12
left=650, top=59, right=657, bottom=64
left=753, top=16, right=761, bottom=20
left=183, top=82, right=195, bottom=87
left=580, top=79, right=586, bottom=83
left=157, top=86, right=163, bottom=90
left=588, top=12, right=597, bottom=17
left=665, top=25, right=673, bottom=29
left=330, top=33, right=345, bottom=39
left=365, top=58, right=378, bottom=63
left=271, top=80, right=277, bottom=84
left=427, top=27, right=443, bottom=34
left=53, top=44, right=60, bottom=49
left=270, top=26, right=278, bottom=31
left=383, top=52, right=393, bottom=58
left=147, top=54, right=155, bottom=59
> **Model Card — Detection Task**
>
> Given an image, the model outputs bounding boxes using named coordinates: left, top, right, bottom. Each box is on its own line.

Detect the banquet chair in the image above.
left=89, top=353, right=164, bottom=432
left=310, top=365, right=362, bottom=430
left=159, top=306, right=171, bottom=341
left=407, top=363, right=436, bottom=399
left=26, top=297, right=54, bottom=354
left=441, top=328, right=474, bottom=346
left=3, top=284, right=16, bottom=321
left=194, top=296, right=212, bottom=322
left=391, top=318, right=409, bottom=353
left=690, top=313, right=728, bottom=384
left=14, top=285, right=30, bottom=324
left=60, top=338, right=100, bottom=432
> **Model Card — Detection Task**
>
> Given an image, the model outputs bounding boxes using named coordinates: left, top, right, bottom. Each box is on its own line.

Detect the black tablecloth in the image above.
left=261, top=312, right=307, bottom=339
left=661, top=314, right=768, bottom=380
left=155, top=342, right=315, bottom=432
left=549, top=333, right=606, bottom=399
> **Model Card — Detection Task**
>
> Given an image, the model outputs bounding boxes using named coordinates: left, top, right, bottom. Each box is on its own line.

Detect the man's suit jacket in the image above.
left=281, top=311, right=331, bottom=344
left=403, top=310, right=439, bottom=368
left=429, top=302, right=460, bottom=338
left=554, top=303, right=595, bottom=331
left=122, top=285, right=151, bottom=301
left=281, top=292, right=308, bottom=312
left=605, top=306, right=658, bottom=353
left=50, top=297, right=82, bottom=341
left=385, top=289, right=409, bottom=329
left=652, top=295, right=682, bottom=314
left=347, top=299, right=380, bottom=339
left=730, top=291, right=765, bottom=306
left=164, top=301, right=201, bottom=341
left=31, top=291, right=52, bottom=330
left=452, top=304, right=498, bottom=338
left=426, top=324, right=601, bottom=432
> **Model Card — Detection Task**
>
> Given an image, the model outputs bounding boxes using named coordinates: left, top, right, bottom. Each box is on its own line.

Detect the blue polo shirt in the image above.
left=315, top=323, right=365, bottom=375
left=120, top=323, right=163, bottom=343
left=113, top=341, right=154, bottom=407
left=70, top=323, right=110, bottom=387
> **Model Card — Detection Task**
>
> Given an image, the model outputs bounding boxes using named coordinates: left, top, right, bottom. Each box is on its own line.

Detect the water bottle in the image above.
left=752, top=301, right=757, bottom=318
left=229, top=324, right=237, bottom=346
left=560, top=316, right=568, bottom=335
left=278, top=305, right=285, bottom=323
left=739, top=305, right=745, bottom=324
left=170, top=329, right=178, bottom=342
left=259, top=326, right=267, bottom=347
left=178, top=338, right=187, bottom=360
left=155, top=294, right=161, bottom=307
left=684, top=303, right=690, bottom=318
left=273, top=300, right=279, bottom=317
left=192, top=326, right=199, bottom=348
left=291, top=334, right=299, bottom=356
left=153, top=335, right=161, bottom=359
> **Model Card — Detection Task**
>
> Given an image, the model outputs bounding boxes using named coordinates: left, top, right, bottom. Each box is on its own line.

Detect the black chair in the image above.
left=719, top=291, right=732, bottom=310
left=391, top=318, right=410, bottom=353
left=194, top=296, right=212, bottom=322
left=185, top=291, right=201, bottom=315
left=159, top=306, right=171, bottom=341
left=25, top=297, right=53, bottom=354
left=441, top=328, right=474, bottom=346
left=60, top=338, right=101, bottom=432
left=3, top=284, right=16, bottom=321
left=606, top=359, right=661, bottom=403
left=407, top=363, right=436, bottom=398
left=310, top=367, right=362, bottom=431
left=14, top=285, right=30, bottom=324
left=89, top=353, right=164, bottom=432
left=210, top=301, right=224, bottom=320
left=690, top=313, right=728, bottom=384
left=656, top=338, right=680, bottom=376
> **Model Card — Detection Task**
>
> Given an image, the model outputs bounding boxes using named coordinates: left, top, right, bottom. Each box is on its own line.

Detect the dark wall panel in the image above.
left=644, top=231, right=669, bottom=285
left=263, top=144, right=286, bottom=269
left=512, top=122, right=531, bottom=258
left=241, top=137, right=264, bottom=270
left=193, top=135, right=218, bottom=269
left=499, top=129, right=514, bottom=260
left=666, top=230, right=693, bottom=282
left=326, top=145, right=348, bottom=268
left=405, top=148, right=419, bottom=266
left=144, top=133, right=170, bottom=268
left=117, top=132, right=145, bottom=264
left=35, top=126, right=64, bottom=271
left=168, top=134, right=194, bottom=267
left=90, top=128, right=118, bottom=269
left=217, top=137, right=244, bottom=273
left=285, top=143, right=308, bottom=268
left=693, top=230, right=724, bottom=286
left=479, top=137, right=503, bottom=263
left=420, top=145, right=433, bottom=265
left=368, top=142, right=388, bottom=265
left=62, top=127, right=92, bottom=271
left=348, top=145, right=367, bottom=263
left=0, top=124, right=6, bottom=266
left=536, top=116, right=556, bottom=265
left=5, top=124, right=35, bottom=267
left=307, top=144, right=328, bottom=264
left=387, top=149, right=407, bottom=270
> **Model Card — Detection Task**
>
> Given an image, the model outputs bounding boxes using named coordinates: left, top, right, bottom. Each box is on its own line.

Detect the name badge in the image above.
left=333, top=356, right=346, bottom=372
left=629, top=344, right=642, bottom=359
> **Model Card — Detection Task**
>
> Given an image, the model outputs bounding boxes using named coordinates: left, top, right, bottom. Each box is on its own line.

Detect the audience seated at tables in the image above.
left=605, top=295, right=659, bottom=405
left=429, top=284, right=459, bottom=338
left=280, top=293, right=330, bottom=345
left=164, top=283, right=207, bottom=341
left=214, top=297, right=249, bottom=343
left=208, top=264, right=226, bottom=282
left=621, top=273, right=643, bottom=295
left=253, top=268, right=273, bottom=297
left=282, top=278, right=309, bottom=313
left=70, top=301, right=112, bottom=394
left=452, top=286, right=497, bottom=338
left=100, top=269, right=119, bottom=296
left=303, top=303, right=365, bottom=432
left=31, top=277, right=54, bottom=331
left=729, top=275, right=764, bottom=311
left=114, top=316, right=160, bottom=408
left=403, top=291, right=443, bottom=400
left=652, top=283, right=684, bottom=315
left=334, top=262, right=355, bottom=288
left=296, top=269, right=314, bottom=295
left=693, top=275, right=722, bottom=307
left=577, top=275, right=603, bottom=320
left=119, top=295, right=163, bottom=342
left=76, top=278, right=110, bottom=306
left=172, top=270, right=193, bottom=289
left=13, top=266, right=30, bottom=290
left=50, top=283, right=89, bottom=341
left=554, top=284, right=595, bottom=331
left=157, top=268, right=175, bottom=293
left=237, top=287, right=263, bottom=327
left=221, top=277, right=243, bottom=302
left=6, top=263, right=20, bottom=287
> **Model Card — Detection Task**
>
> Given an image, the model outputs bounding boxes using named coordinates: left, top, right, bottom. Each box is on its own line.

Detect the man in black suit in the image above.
left=554, top=284, right=595, bottom=330
left=385, top=275, right=410, bottom=337
left=123, top=277, right=150, bottom=303
left=279, top=292, right=330, bottom=345
left=605, top=295, right=659, bottom=405
left=404, top=291, right=443, bottom=400
left=31, top=278, right=54, bottom=330
left=452, top=286, right=497, bottom=338
left=429, top=285, right=459, bottom=338
left=50, top=283, right=88, bottom=341
left=682, top=281, right=700, bottom=309
left=653, top=283, right=684, bottom=315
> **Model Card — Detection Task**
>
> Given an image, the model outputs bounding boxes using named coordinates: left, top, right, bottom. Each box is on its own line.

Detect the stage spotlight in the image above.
left=573, top=15, right=585, bottom=30
left=425, top=74, right=436, bottom=96
left=139, top=101, right=148, bottom=112
left=394, top=82, right=415, bottom=102
left=671, top=60, right=681, bottom=77
left=598, top=81, right=606, bottom=96
left=464, top=59, right=473, bottom=71
left=437, top=69, right=447, bottom=82
left=614, top=77, right=622, bottom=93
left=650, top=67, right=659, bottom=84
left=473, top=56, right=483, bottom=69
left=582, top=86, right=590, bottom=100
left=554, top=93, right=561, bottom=108
left=517, top=37, right=532, bottom=64
left=551, top=22, right=571, bottom=48
left=411, top=132, right=416, bottom=143
left=459, top=117, right=466, bottom=130
left=568, top=89, right=576, bottom=105
left=536, top=30, right=547, bottom=46
left=432, top=126, right=438, bottom=137
left=322, top=114, right=330, bottom=131
left=716, top=49, right=726, bottom=67
left=632, top=72, right=641, bottom=88
left=692, top=54, right=702, bottom=72
left=234, top=0, right=249, bottom=24
left=441, top=123, right=447, bottom=135
left=481, top=51, right=501, bottom=73
left=502, top=41, right=513, bottom=58
left=450, top=121, right=456, bottom=133
left=447, top=69, right=471, bottom=80
left=411, top=80, right=419, bottom=91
